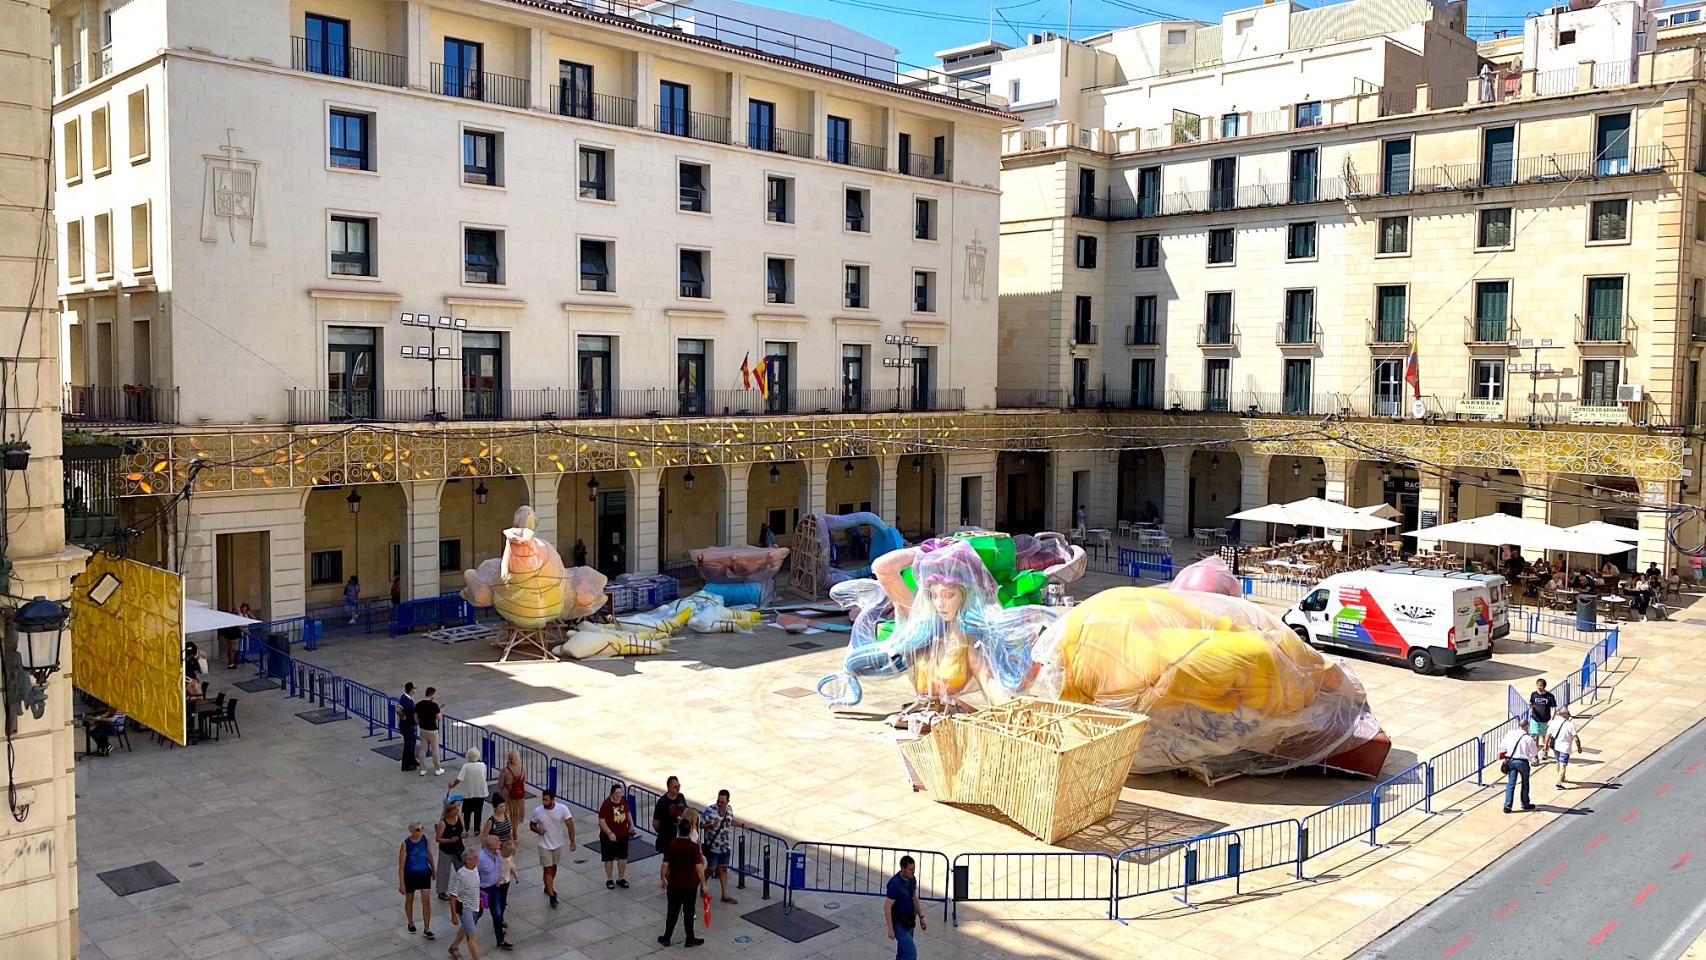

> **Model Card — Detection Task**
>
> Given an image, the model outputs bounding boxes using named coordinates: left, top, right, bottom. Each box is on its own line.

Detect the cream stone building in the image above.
left=50, top=0, right=1012, bottom=617
left=987, top=0, right=1703, bottom=567
left=1, top=1, right=89, bottom=957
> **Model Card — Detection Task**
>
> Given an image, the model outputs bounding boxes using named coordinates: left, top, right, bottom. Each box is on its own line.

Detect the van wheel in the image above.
left=1408, top=649, right=1435, bottom=674
left=1291, top=625, right=1313, bottom=645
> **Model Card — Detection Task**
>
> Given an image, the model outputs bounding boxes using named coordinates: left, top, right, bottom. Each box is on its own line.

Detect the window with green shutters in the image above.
left=1283, top=289, right=1315, bottom=343
left=1584, top=278, right=1624, bottom=341
left=1474, top=281, right=1509, bottom=342
left=1375, top=285, right=1408, bottom=342
left=1283, top=359, right=1312, bottom=414
left=1582, top=359, right=1619, bottom=406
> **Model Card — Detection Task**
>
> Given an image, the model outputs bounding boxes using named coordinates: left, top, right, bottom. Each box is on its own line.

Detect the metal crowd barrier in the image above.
left=1372, top=763, right=1429, bottom=840
left=1527, top=612, right=1610, bottom=645
left=390, top=592, right=474, bottom=636
left=1118, top=548, right=1175, bottom=582
left=308, top=598, right=393, bottom=635
left=951, top=851, right=1116, bottom=924
left=786, top=843, right=951, bottom=920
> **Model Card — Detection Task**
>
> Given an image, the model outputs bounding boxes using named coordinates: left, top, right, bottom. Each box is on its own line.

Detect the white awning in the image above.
left=184, top=599, right=259, bottom=635
left=1405, top=514, right=1638, bottom=555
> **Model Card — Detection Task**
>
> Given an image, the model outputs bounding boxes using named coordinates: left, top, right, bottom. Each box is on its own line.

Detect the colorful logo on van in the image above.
left=1472, top=596, right=1491, bottom=627
left=1333, top=585, right=1407, bottom=654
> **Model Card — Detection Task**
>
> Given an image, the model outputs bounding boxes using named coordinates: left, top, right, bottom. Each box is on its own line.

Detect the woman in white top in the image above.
left=1552, top=709, right=1583, bottom=786
left=449, top=748, right=489, bottom=833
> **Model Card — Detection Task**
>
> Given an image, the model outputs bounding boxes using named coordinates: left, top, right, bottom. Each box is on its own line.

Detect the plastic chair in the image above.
left=112, top=714, right=132, bottom=752
left=216, top=698, right=240, bottom=739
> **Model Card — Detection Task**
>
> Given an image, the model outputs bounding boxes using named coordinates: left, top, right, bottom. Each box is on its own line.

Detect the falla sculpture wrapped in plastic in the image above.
left=824, top=539, right=1384, bottom=782
left=461, top=505, right=608, bottom=628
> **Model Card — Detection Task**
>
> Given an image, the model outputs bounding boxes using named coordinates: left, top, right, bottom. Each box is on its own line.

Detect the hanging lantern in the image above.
left=769, top=463, right=781, bottom=484
left=683, top=470, right=696, bottom=490
left=345, top=488, right=362, bottom=514
left=842, top=461, right=854, bottom=479
left=587, top=475, right=600, bottom=502
left=1291, top=459, right=1302, bottom=478
left=911, top=456, right=923, bottom=474
left=475, top=482, right=489, bottom=505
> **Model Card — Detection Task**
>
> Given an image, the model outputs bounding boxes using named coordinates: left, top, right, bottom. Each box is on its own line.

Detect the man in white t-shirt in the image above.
left=528, top=789, right=576, bottom=909
left=1552, top=709, right=1583, bottom=787
left=1498, top=723, right=1538, bottom=813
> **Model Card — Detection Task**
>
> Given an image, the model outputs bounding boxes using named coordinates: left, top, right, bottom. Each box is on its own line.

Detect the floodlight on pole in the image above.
left=398, top=311, right=476, bottom=421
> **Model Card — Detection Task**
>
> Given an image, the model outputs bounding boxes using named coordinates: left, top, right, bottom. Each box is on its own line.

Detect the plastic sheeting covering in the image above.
left=617, top=591, right=763, bottom=634
left=462, top=506, right=609, bottom=628
left=690, top=544, right=791, bottom=584
left=1030, top=586, right=1380, bottom=782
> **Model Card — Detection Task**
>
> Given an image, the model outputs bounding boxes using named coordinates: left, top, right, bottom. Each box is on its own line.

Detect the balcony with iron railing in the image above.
left=1577, top=314, right=1633, bottom=345
left=1692, top=315, right=1706, bottom=341
left=63, top=384, right=178, bottom=425
left=293, top=37, right=407, bottom=87
left=1072, top=322, right=1098, bottom=346
left=1367, top=319, right=1413, bottom=348
left=900, top=153, right=951, bottom=181
left=286, top=385, right=964, bottom=424
left=433, top=63, right=530, bottom=108
left=93, top=44, right=111, bottom=81
left=1197, top=321, right=1238, bottom=348
left=658, top=106, right=730, bottom=144
left=60, top=60, right=81, bottom=95
left=1276, top=319, right=1319, bottom=347
left=1125, top=321, right=1161, bottom=346
left=549, top=87, right=637, bottom=127
left=1466, top=316, right=1512, bottom=345
left=748, top=126, right=813, bottom=157
left=830, top=141, right=886, bottom=171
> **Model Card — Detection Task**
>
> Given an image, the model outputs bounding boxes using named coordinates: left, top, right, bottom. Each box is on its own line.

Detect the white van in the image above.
left=1372, top=567, right=1511, bottom=641
left=1282, top=571, right=1495, bottom=674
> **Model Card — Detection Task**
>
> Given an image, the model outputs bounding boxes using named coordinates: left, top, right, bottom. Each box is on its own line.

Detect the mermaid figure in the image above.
left=819, top=537, right=1060, bottom=707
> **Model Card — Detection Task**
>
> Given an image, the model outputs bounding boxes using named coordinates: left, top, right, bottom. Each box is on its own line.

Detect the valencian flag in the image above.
left=752, top=354, right=770, bottom=399
left=740, top=352, right=752, bottom=391
left=1403, top=343, right=1421, bottom=401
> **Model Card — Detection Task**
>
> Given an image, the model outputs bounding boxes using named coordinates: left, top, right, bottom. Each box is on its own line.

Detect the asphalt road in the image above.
left=1359, top=718, right=1706, bottom=960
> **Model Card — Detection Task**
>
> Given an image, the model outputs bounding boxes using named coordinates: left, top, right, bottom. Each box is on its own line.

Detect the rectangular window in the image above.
left=578, top=146, right=609, bottom=200
left=678, top=248, right=706, bottom=299
left=126, top=88, right=149, bottom=162
left=1478, top=208, right=1513, bottom=248
left=463, top=227, right=499, bottom=284
left=1283, top=289, right=1314, bottom=344
left=1210, top=157, right=1237, bottom=210
left=310, top=550, right=344, bottom=585
left=579, top=239, right=611, bottom=292
left=438, top=540, right=462, bottom=572
left=658, top=80, right=690, bottom=136
left=1130, top=358, right=1155, bottom=409
left=1590, top=198, right=1630, bottom=242
left=913, top=270, right=936, bottom=313
left=93, top=211, right=112, bottom=279
left=914, top=198, right=936, bottom=240
left=329, top=110, right=370, bottom=170
left=1077, top=168, right=1097, bottom=215
left=1474, top=280, right=1509, bottom=341
left=1132, top=295, right=1158, bottom=345
left=1472, top=359, right=1505, bottom=400
left=1584, top=277, right=1625, bottom=340
left=559, top=60, right=594, bottom=119
left=1582, top=359, right=1620, bottom=406
left=845, top=188, right=869, bottom=232
left=1698, top=200, right=1706, bottom=242
left=461, top=331, right=503, bottom=419
left=327, top=326, right=376, bottom=421
left=765, top=175, right=791, bottom=222
left=911, top=345, right=935, bottom=409
left=1483, top=125, right=1515, bottom=185
left=1220, top=113, right=1240, bottom=138
left=304, top=13, right=350, bottom=78
left=129, top=203, right=151, bottom=273
left=1372, top=359, right=1404, bottom=415
left=62, top=119, right=80, bottom=183
left=1378, top=215, right=1409, bottom=255
left=679, top=162, right=708, bottom=213
left=1073, top=296, right=1093, bottom=343
left=1204, top=292, right=1232, bottom=344
left=765, top=256, right=793, bottom=304
left=1207, top=227, right=1234, bottom=265
left=1282, top=359, right=1313, bottom=413
left=841, top=344, right=867, bottom=411
left=443, top=37, right=483, bottom=99
left=1595, top=112, right=1631, bottom=176
left=1375, top=285, right=1407, bottom=342
left=1135, top=234, right=1159, bottom=268
left=764, top=341, right=793, bottom=413
left=747, top=98, right=776, bottom=151
left=1381, top=137, right=1413, bottom=194
left=91, top=106, right=110, bottom=175
left=826, top=115, right=851, bottom=164
left=1286, top=222, right=1316, bottom=260
left=1075, top=235, right=1098, bottom=268
left=844, top=265, right=869, bottom=308
left=1204, top=359, right=1231, bottom=411
left=64, top=219, right=83, bottom=282
left=462, top=129, right=498, bottom=186
left=329, top=215, right=373, bottom=276
left=677, top=338, right=707, bottom=414
left=1289, top=148, right=1318, bottom=203
left=577, top=335, right=613, bottom=416
left=1294, top=101, right=1322, bottom=128
left=1137, top=166, right=1161, bottom=217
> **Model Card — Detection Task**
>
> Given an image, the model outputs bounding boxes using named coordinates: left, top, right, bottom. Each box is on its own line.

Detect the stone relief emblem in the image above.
left=201, top=129, right=266, bottom=245
left=964, top=233, right=987, bottom=301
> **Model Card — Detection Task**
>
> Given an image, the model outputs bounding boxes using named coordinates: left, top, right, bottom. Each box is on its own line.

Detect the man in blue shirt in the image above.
left=884, top=856, right=925, bottom=960
left=396, top=682, right=418, bottom=772
left=477, top=834, right=513, bottom=951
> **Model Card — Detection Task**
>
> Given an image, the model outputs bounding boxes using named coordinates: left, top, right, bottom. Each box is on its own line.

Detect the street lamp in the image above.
left=912, top=456, right=922, bottom=475
left=683, top=469, right=696, bottom=490
left=345, top=488, right=362, bottom=513
left=1291, top=460, right=1302, bottom=478
left=587, top=475, right=600, bottom=502
left=768, top=464, right=781, bottom=485
left=843, top=460, right=855, bottom=479
left=399, top=312, right=471, bottom=421
left=475, top=482, right=489, bottom=505
left=5, top=596, right=69, bottom=820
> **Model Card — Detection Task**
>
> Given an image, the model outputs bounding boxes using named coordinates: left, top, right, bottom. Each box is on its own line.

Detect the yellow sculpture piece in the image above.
left=70, top=554, right=188, bottom=745
left=462, top=505, right=607, bottom=629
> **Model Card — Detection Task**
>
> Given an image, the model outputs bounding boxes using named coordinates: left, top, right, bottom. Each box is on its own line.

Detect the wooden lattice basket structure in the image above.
left=900, top=698, right=1148, bottom=843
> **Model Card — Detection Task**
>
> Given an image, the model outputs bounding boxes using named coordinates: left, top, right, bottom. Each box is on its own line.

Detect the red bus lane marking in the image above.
left=1686, top=761, right=1702, bottom=775
left=1658, top=784, right=1674, bottom=798
left=1634, top=884, right=1657, bottom=906
left=1590, top=923, right=1617, bottom=946
left=1541, top=862, right=1567, bottom=886
left=1495, top=899, right=1520, bottom=919
left=1622, top=808, right=1642, bottom=823
left=1673, top=851, right=1693, bottom=871
left=1443, top=935, right=1473, bottom=958
left=1586, top=833, right=1609, bottom=851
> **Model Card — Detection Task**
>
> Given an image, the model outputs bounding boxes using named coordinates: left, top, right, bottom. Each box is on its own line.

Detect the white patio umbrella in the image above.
left=1405, top=514, right=1636, bottom=555
left=1565, top=520, right=1654, bottom=544
left=1356, top=502, right=1402, bottom=520
left=184, top=599, right=259, bottom=635
left=1284, top=498, right=1398, bottom=531
left=1227, top=503, right=1317, bottom=526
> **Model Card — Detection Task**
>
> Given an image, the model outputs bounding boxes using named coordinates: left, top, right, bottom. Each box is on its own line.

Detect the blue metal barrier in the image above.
left=341, top=680, right=394, bottom=738
left=1371, top=764, right=1427, bottom=842
left=538, top=758, right=618, bottom=818
left=1240, top=576, right=1313, bottom=604
left=391, top=593, right=473, bottom=636
left=1299, top=789, right=1376, bottom=863
left=438, top=716, right=485, bottom=764
left=1427, top=737, right=1482, bottom=794
left=786, top=843, right=951, bottom=920
left=1527, top=612, right=1607, bottom=644
left=308, top=598, right=393, bottom=635
left=488, top=732, right=551, bottom=801
left=1118, top=548, right=1175, bottom=582
left=950, top=852, right=1115, bottom=924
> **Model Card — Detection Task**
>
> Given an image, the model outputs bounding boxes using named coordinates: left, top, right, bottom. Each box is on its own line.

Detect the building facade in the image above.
left=990, top=0, right=1700, bottom=566
left=50, top=0, right=1008, bottom=618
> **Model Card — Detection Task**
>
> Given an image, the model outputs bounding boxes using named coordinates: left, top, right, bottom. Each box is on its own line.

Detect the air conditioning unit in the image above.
left=1616, top=383, right=1643, bottom=403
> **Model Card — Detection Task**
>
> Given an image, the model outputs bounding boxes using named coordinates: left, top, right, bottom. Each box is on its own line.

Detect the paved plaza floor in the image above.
left=72, top=581, right=1706, bottom=960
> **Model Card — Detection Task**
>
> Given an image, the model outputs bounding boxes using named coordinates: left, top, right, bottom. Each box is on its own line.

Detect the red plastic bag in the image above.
left=701, top=891, right=713, bottom=926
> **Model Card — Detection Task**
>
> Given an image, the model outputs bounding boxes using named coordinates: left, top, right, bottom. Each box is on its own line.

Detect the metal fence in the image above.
left=1241, top=576, right=1314, bottom=603
left=951, top=852, right=1116, bottom=923
left=307, top=597, right=392, bottom=635
left=787, top=843, right=951, bottom=919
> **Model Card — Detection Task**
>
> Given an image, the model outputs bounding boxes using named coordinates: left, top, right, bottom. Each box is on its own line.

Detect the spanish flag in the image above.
left=740, top=352, right=752, bottom=391
left=752, top=355, right=770, bottom=399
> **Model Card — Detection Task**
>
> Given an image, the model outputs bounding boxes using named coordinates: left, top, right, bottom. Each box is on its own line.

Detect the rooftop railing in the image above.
left=292, top=38, right=407, bottom=87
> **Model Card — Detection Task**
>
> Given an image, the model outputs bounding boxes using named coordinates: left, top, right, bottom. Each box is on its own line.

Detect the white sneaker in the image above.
left=419, top=768, right=427, bottom=777
left=435, top=768, right=445, bottom=776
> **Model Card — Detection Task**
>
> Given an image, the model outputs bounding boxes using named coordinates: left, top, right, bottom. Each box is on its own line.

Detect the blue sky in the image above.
left=741, top=0, right=1543, bottom=67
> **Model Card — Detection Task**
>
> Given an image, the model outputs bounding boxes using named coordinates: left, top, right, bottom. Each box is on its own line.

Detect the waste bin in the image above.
left=265, top=631, right=290, bottom=681
left=1575, top=593, right=1598, bottom=631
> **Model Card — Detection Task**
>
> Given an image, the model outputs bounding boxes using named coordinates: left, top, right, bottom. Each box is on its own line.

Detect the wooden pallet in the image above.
left=424, top=623, right=498, bottom=645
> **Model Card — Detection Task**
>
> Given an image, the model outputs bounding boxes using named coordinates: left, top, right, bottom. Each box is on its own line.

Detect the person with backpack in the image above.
left=498, top=751, right=528, bottom=828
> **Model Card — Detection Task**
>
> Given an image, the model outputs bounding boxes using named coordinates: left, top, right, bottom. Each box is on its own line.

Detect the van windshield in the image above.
left=1301, top=590, right=1328, bottom=612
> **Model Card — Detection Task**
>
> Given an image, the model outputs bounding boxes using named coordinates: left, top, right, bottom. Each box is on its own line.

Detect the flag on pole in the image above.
left=752, top=355, right=770, bottom=399
left=739, top=352, right=752, bottom=391
left=1403, top=343, right=1421, bottom=400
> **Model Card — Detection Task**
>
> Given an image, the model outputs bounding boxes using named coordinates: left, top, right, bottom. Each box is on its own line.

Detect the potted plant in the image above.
left=62, top=430, right=125, bottom=461
left=1, top=440, right=30, bottom=471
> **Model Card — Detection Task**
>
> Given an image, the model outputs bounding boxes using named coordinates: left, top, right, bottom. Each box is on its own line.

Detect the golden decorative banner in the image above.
left=71, top=554, right=186, bottom=745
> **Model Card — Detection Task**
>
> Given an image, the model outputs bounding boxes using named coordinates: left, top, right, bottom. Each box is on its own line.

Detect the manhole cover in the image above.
left=735, top=936, right=752, bottom=943
left=823, top=902, right=839, bottom=910
left=97, top=861, right=179, bottom=897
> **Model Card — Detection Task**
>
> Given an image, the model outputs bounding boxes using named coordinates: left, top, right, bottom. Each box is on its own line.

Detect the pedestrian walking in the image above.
left=344, top=575, right=362, bottom=625
left=477, top=834, right=513, bottom=951
left=1528, top=679, right=1559, bottom=760
left=885, top=855, right=926, bottom=960
left=435, top=802, right=469, bottom=900
left=700, top=789, right=743, bottom=905
left=528, top=789, right=576, bottom=909
left=397, top=682, right=419, bottom=773
left=397, top=823, right=436, bottom=940
left=482, top=801, right=514, bottom=849
left=598, top=784, right=632, bottom=889
left=657, top=820, right=705, bottom=948
left=416, top=687, right=444, bottom=776
left=1553, top=709, right=1583, bottom=786
left=498, top=751, right=527, bottom=828
left=447, top=849, right=483, bottom=960
left=499, top=839, right=520, bottom=887
left=449, top=748, right=489, bottom=830
left=1498, top=723, right=1538, bottom=813
left=652, top=775, right=687, bottom=841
